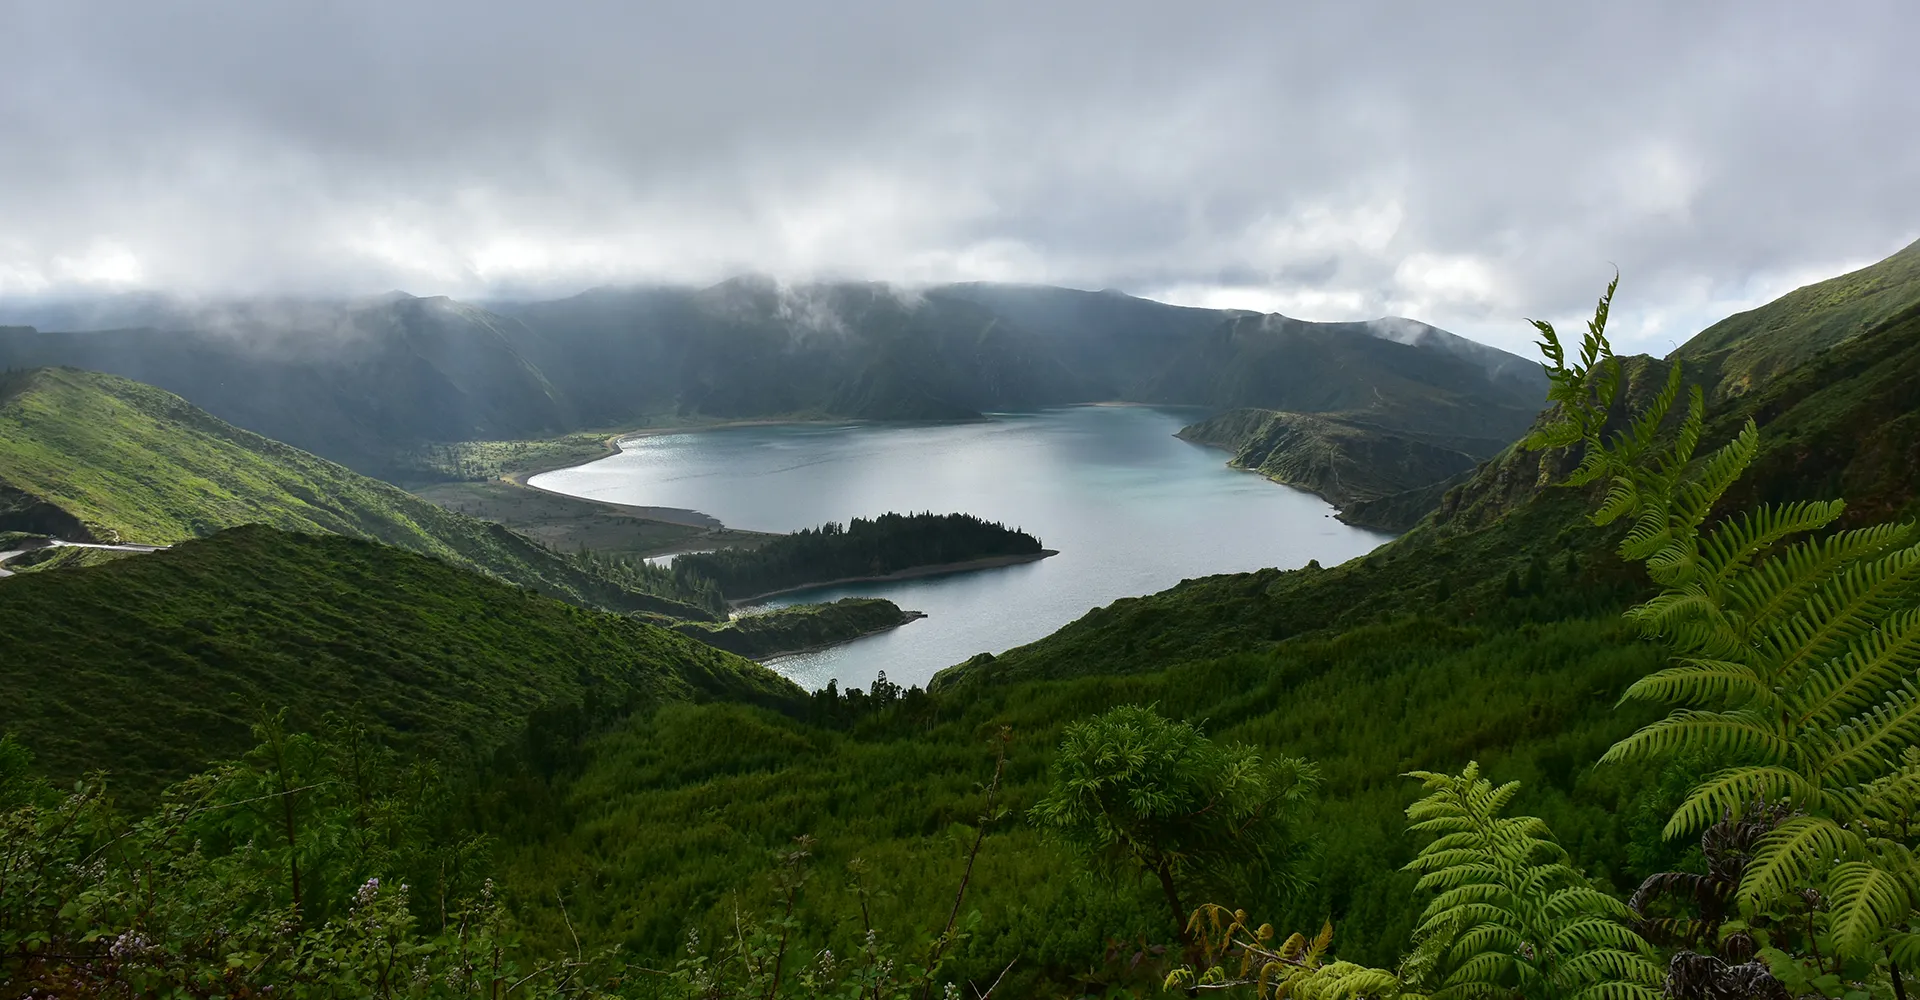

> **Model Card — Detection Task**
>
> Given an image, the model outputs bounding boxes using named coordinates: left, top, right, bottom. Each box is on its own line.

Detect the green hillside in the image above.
left=1676, top=235, right=1920, bottom=397
left=0, top=524, right=799, bottom=792
left=0, top=367, right=712, bottom=616
left=1175, top=408, right=1481, bottom=511
left=0, top=294, right=571, bottom=479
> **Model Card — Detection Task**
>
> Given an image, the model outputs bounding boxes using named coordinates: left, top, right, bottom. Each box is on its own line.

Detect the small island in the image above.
left=671, top=597, right=926, bottom=659
left=671, top=511, right=1055, bottom=603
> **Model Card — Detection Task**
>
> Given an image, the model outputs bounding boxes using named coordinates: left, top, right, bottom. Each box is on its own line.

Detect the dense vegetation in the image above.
left=0, top=280, right=1546, bottom=478
left=0, top=367, right=709, bottom=616
left=672, top=598, right=924, bottom=658
left=7, top=241, right=1920, bottom=996
left=0, top=524, right=798, bottom=794
left=673, top=512, right=1048, bottom=600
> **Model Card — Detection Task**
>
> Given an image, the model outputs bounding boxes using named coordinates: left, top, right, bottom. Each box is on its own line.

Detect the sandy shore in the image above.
left=730, top=549, right=1059, bottom=605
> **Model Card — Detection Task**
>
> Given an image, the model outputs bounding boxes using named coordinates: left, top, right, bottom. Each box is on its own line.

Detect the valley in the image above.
left=5, top=238, right=1920, bottom=997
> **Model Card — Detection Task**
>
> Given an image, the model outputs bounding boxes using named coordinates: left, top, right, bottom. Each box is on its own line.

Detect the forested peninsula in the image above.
left=671, top=511, right=1052, bottom=601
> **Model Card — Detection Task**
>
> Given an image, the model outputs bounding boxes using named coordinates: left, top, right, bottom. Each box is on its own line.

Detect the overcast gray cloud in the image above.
left=2, top=1, right=1916, bottom=354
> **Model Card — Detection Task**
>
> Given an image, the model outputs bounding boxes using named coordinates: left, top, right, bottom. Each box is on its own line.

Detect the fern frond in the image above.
left=1698, top=499, right=1846, bottom=594
left=1670, top=417, right=1757, bottom=532
left=1810, top=683, right=1920, bottom=792
left=1762, top=537, right=1920, bottom=688
left=1563, top=983, right=1665, bottom=1000
left=1440, top=953, right=1520, bottom=990
left=1539, top=885, right=1630, bottom=921
left=1600, top=711, right=1791, bottom=766
left=1824, top=858, right=1915, bottom=955
left=1555, top=947, right=1662, bottom=982
left=1296, top=963, right=1404, bottom=1000
left=1663, top=767, right=1822, bottom=838
left=1616, top=658, right=1769, bottom=710
left=1726, top=520, right=1906, bottom=641
left=1795, top=610, right=1920, bottom=731
left=1414, top=903, right=1518, bottom=938
left=1742, top=815, right=1865, bottom=906
left=1543, top=917, right=1647, bottom=954
left=1444, top=924, right=1523, bottom=959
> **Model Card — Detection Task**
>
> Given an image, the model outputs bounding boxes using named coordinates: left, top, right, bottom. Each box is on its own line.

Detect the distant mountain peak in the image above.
left=1363, top=316, right=1440, bottom=346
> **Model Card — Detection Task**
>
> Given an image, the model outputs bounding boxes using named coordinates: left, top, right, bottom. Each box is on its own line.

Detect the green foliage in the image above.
left=575, top=546, right=726, bottom=615
left=1400, top=763, right=1661, bottom=1000
left=675, top=598, right=921, bottom=659
left=0, top=722, right=611, bottom=998
left=0, top=367, right=702, bottom=615
left=0, top=524, right=799, bottom=794
left=673, top=512, right=1045, bottom=601
left=1166, top=909, right=1403, bottom=999
left=1029, top=705, right=1320, bottom=943
left=389, top=433, right=619, bottom=484
left=1530, top=277, right=1920, bottom=976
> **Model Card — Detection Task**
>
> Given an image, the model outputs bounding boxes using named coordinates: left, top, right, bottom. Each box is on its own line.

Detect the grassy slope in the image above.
left=1176, top=408, right=1481, bottom=508
left=0, top=524, right=799, bottom=793
left=1677, top=236, right=1920, bottom=397
left=492, top=600, right=1669, bottom=984
left=0, top=367, right=710, bottom=617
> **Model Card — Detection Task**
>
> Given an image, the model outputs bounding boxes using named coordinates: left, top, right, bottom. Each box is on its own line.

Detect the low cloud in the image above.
left=2, top=1, right=1915, bottom=355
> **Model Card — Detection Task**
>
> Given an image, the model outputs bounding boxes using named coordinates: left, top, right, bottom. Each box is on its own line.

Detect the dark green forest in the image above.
left=671, top=512, right=1046, bottom=600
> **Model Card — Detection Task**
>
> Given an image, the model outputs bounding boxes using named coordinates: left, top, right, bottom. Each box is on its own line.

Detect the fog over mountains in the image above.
left=0, top=280, right=1548, bottom=483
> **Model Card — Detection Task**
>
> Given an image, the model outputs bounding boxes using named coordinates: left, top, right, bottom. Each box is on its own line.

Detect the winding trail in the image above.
left=0, top=539, right=167, bottom=577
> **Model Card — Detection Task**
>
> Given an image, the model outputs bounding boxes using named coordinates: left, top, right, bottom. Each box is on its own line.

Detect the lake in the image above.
left=529, top=406, right=1391, bottom=690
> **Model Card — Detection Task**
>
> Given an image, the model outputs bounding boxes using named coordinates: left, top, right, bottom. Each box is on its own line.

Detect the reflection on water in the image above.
left=531, top=406, right=1390, bottom=690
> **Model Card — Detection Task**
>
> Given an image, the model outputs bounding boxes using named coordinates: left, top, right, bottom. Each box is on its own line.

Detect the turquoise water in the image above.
left=530, top=406, right=1391, bottom=690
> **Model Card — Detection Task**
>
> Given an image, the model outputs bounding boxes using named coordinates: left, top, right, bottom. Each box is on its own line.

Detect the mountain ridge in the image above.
left=0, top=280, right=1548, bottom=481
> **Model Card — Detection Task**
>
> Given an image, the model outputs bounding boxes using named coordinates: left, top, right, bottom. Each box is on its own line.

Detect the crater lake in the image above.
left=530, top=405, right=1392, bottom=690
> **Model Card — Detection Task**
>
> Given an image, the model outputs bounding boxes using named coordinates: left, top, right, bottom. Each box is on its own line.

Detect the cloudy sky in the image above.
left=4, top=1, right=1916, bottom=355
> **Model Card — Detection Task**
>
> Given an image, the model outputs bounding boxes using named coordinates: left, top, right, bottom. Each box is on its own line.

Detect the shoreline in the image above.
left=754, top=610, right=930, bottom=662
left=730, top=549, right=1059, bottom=606
left=504, top=417, right=867, bottom=530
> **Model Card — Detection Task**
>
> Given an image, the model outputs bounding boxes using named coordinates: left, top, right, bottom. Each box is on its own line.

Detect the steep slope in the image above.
left=0, top=294, right=567, bottom=477
left=1138, top=312, right=1546, bottom=444
left=0, top=367, right=710, bottom=617
left=499, top=278, right=1095, bottom=423
left=1674, top=236, right=1920, bottom=398
left=0, top=525, right=800, bottom=793
left=929, top=282, right=1241, bottom=396
left=1175, top=409, right=1481, bottom=510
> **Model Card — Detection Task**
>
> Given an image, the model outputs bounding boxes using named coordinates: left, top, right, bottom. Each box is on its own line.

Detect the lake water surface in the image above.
left=530, top=406, right=1390, bottom=690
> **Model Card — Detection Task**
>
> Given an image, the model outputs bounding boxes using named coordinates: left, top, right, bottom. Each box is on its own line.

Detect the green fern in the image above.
left=1529, top=278, right=1920, bottom=963
left=1400, top=763, right=1663, bottom=1000
left=1165, top=906, right=1407, bottom=999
